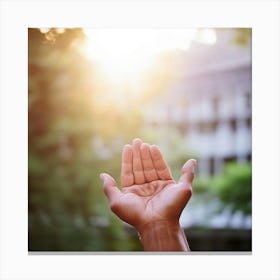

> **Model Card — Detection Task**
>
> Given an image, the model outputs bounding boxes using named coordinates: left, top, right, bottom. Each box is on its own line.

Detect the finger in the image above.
left=121, top=144, right=134, bottom=187
left=178, top=159, right=197, bottom=186
left=140, top=143, right=158, bottom=182
left=100, top=173, right=121, bottom=205
left=132, top=138, right=146, bottom=184
left=150, top=145, right=173, bottom=180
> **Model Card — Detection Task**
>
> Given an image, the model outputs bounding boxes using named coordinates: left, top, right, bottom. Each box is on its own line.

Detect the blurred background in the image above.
left=28, top=27, right=252, bottom=251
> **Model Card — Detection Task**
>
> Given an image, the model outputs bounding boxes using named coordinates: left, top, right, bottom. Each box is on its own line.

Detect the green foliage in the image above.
left=213, top=162, right=251, bottom=214
left=28, top=28, right=252, bottom=251
left=233, top=28, right=252, bottom=46
left=193, top=162, right=252, bottom=215
left=28, top=28, right=142, bottom=251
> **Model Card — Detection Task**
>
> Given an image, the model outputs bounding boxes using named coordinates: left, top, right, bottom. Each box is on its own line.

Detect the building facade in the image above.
left=144, top=29, right=252, bottom=177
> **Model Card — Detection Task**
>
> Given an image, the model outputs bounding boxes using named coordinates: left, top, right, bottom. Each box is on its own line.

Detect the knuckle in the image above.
left=110, top=201, right=120, bottom=213
left=145, top=169, right=157, bottom=177
left=181, top=185, right=192, bottom=199
left=144, top=165, right=153, bottom=171
left=134, top=169, right=144, bottom=175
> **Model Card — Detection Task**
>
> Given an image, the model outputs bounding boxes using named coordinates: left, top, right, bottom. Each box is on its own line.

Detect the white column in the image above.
left=199, top=158, right=210, bottom=177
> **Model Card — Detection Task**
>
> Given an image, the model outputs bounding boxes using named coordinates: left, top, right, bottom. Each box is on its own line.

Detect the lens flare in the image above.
left=82, top=28, right=197, bottom=83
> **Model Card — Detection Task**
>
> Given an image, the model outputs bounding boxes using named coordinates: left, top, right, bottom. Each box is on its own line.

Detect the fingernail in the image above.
left=184, top=159, right=197, bottom=172
left=191, top=159, right=197, bottom=167
left=190, top=159, right=197, bottom=172
left=133, top=138, right=142, bottom=145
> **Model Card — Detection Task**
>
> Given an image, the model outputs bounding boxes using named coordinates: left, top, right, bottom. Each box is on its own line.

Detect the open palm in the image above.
left=100, top=139, right=196, bottom=231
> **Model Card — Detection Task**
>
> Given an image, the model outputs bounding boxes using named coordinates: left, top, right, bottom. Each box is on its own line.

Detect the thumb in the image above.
left=178, top=159, right=197, bottom=186
left=100, top=173, right=121, bottom=205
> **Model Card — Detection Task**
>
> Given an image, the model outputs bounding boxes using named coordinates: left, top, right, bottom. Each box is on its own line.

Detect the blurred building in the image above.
left=144, top=29, right=252, bottom=177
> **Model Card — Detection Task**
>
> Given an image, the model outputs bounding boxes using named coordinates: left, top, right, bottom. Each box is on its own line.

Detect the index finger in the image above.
left=121, top=144, right=134, bottom=187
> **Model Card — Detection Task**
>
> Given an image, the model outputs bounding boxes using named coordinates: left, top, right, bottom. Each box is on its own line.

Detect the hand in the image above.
left=100, top=138, right=196, bottom=232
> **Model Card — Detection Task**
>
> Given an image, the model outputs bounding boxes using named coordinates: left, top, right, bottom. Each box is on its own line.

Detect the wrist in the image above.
left=137, top=220, right=190, bottom=251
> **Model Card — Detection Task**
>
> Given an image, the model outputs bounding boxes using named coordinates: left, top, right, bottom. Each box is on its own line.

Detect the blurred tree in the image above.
left=233, top=28, right=251, bottom=46
left=213, top=162, right=251, bottom=215
left=28, top=28, right=142, bottom=251
left=193, top=162, right=252, bottom=215
left=28, top=27, right=252, bottom=251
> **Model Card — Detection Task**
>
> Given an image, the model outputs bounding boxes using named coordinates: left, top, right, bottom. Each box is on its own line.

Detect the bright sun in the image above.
left=82, top=28, right=202, bottom=83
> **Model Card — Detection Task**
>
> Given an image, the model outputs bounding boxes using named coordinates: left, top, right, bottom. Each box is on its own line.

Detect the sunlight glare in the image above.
left=83, top=28, right=197, bottom=83
left=39, top=28, right=50, bottom=34
left=196, top=28, right=217, bottom=45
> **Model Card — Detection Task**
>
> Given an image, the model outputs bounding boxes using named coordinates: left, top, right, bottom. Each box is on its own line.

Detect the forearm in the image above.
left=137, top=220, right=190, bottom=251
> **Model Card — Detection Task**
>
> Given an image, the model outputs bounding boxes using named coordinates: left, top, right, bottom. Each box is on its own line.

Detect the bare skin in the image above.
left=100, top=138, right=196, bottom=251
